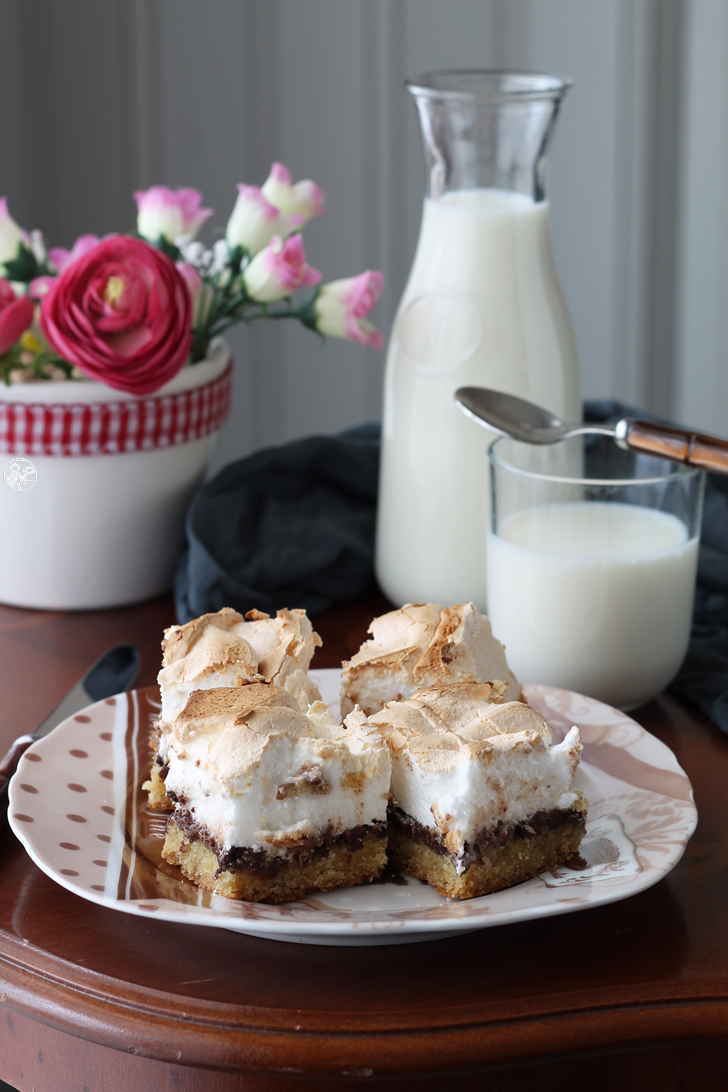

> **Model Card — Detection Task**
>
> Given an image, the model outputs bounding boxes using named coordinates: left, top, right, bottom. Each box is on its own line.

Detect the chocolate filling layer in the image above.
left=170, top=810, right=387, bottom=879
left=389, top=803, right=585, bottom=871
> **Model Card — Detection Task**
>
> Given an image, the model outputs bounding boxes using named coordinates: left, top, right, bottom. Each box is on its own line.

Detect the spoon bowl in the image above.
left=454, top=386, right=728, bottom=475
left=454, top=387, right=613, bottom=444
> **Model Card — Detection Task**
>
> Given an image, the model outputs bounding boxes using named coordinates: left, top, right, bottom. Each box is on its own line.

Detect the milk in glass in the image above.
left=487, top=501, right=699, bottom=708
left=376, top=190, right=580, bottom=608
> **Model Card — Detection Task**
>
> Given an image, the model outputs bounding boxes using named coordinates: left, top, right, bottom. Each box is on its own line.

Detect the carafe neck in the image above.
left=407, top=70, right=571, bottom=202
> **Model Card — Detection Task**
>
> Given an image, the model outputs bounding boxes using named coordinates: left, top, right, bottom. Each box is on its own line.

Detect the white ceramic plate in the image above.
left=9, top=669, right=697, bottom=946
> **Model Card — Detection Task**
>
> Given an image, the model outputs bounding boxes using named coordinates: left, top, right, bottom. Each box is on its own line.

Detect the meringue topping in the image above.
left=340, top=602, right=521, bottom=716
left=350, top=681, right=581, bottom=868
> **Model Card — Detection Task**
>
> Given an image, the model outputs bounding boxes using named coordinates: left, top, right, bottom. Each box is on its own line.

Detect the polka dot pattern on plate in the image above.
left=8, top=695, right=122, bottom=903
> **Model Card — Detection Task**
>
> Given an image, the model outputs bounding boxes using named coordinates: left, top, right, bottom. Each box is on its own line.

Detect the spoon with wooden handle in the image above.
left=455, top=387, right=728, bottom=474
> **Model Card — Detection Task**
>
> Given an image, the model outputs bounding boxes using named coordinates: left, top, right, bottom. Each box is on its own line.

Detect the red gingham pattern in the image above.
left=0, top=361, right=233, bottom=457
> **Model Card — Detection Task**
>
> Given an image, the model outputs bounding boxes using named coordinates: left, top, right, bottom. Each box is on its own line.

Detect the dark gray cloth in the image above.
left=175, top=406, right=728, bottom=732
left=175, top=424, right=380, bottom=622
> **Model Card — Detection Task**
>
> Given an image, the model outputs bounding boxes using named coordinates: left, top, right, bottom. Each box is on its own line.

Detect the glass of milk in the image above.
left=487, top=434, right=704, bottom=709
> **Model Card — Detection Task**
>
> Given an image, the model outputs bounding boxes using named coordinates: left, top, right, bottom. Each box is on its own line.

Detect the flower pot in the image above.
left=0, top=341, right=232, bottom=610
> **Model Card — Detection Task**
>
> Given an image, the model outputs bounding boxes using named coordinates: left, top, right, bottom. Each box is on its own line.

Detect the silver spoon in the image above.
left=455, top=386, right=728, bottom=475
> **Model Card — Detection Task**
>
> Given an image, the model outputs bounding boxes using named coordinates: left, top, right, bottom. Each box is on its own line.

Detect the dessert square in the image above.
left=349, top=682, right=586, bottom=899
left=161, top=684, right=391, bottom=903
left=340, top=602, right=521, bottom=717
left=146, top=607, right=322, bottom=811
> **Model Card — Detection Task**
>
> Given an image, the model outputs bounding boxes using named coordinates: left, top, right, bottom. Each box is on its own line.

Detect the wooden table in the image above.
left=1, top=595, right=728, bottom=1092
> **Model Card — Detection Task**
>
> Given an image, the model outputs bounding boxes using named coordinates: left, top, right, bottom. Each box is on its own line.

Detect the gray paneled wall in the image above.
left=0, top=0, right=724, bottom=470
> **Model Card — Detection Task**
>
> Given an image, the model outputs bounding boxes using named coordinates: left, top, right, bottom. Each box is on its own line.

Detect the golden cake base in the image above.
left=389, top=794, right=588, bottom=900
left=162, top=817, right=387, bottom=904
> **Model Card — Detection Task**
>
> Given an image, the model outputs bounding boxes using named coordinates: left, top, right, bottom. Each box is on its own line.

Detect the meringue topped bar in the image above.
left=340, top=601, right=522, bottom=717
left=146, top=607, right=322, bottom=811
left=161, top=684, right=391, bottom=903
left=149, top=600, right=586, bottom=903
left=355, top=682, right=586, bottom=899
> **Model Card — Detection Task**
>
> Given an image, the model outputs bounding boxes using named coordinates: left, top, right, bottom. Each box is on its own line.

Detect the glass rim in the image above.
left=405, top=69, right=573, bottom=102
left=487, top=433, right=704, bottom=488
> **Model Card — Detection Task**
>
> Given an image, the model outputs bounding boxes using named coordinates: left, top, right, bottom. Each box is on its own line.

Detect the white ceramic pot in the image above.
left=0, top=341, right=232, bottom=610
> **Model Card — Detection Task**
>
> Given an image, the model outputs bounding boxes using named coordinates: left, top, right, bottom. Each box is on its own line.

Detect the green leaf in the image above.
left=296, top=286, right=321, bottom=333
left=154, top=236, right=181, bottom=262
left=227, top=244, right=246, bottom=276
left=2, top=243, right=41, bottom=283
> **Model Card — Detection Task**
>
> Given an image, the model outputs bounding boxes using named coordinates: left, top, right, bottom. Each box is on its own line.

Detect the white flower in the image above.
left=261, top=163, right=325, bottom=229
left=314, top=271, right=384, bottom=347
left=29, top=229, right=46, bottom=265
left=226, top=185, right=281, bottom=256
left=134, top=186, right=212, bottom=244
left=243, top=235, right=321, bottom=303
left=209, top=239, right=229, bottom=277
left=0, top=199, right=28, bottom=272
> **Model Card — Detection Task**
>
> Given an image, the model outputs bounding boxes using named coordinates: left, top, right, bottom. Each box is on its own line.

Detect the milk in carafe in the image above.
left=375, top=70, right=581, bottom=609
left=376, top=189, right=579, bottom=608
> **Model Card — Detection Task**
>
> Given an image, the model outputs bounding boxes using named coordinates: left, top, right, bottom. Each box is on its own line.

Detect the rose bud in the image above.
left=261, top=163, right=325, bottom=229
left=134, top=187, right=212, bottom=245
left=243, top=234, right=321, bottom=303
left=225, top=184, right=283, bottom=256
left=314, top=271, right=384, bottom=347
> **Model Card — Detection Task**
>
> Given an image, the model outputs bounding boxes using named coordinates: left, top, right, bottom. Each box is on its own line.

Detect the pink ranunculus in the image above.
left=242, top=235, right=321, bottom=304
left=225, top=184, right=281, bottom=256
left=40, top=235, right=192, bottom=396
left=0, top=279, right=35, bottom=355
left=134, top=186, right=212, bottom=245
left=261, top=163, right=325, bottom=229
left=48, top=234, right=101, bottom=275
left=314, top=271, right=385, bottom=348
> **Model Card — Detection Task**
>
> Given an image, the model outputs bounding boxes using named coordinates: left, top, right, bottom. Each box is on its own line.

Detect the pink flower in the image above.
left=176, top=261, right=213, bottom=325
left=242, top=235, right=321, bottom=303
left=314, top=271, right=384, bottom=348
left=28, top=276, right=58, bottom=300
left=40, top=235, right=192, bottom=396
left=0, top=279, right=35, bottom=355
left=49, top=234, right=101, bottom=275
left=225, top=184, right=284, bottom=256
left=261, top=163, right=325, bottom=227
left=134, top=186, right=212, bottom=244
left=225, top=165, right=325, bottom=257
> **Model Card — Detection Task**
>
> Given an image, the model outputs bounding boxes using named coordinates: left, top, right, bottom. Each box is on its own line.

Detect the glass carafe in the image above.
left=375, top=70, right=581, bottom=610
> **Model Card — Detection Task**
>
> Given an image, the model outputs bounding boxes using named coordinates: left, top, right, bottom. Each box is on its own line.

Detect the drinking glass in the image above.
left=487, top=433, right=704, bottom=708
